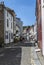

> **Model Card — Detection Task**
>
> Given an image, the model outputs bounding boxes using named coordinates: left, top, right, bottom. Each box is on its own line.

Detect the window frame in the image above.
left=7, top=19, right=9, bottom=27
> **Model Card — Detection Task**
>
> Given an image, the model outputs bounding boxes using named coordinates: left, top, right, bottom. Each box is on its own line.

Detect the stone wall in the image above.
left=0, top=5, right=4, bottom=43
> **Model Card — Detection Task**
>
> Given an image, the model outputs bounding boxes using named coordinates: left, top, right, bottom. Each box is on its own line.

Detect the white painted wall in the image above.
left=16, top=25, right=20, bottom=37
left=30, top=28, right=34, bottom=36
left=14, top=21, right=16, bottom=34
left=16, top=18, right=23, bottom=36
left=34, top=22, right=37, bottom=41
left=41, top=0, right=44, bottom=55
left=4, top=9, right=13, bottom=44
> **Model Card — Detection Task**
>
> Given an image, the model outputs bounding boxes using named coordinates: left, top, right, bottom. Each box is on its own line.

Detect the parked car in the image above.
left=20, top=36, right=25, bottom=41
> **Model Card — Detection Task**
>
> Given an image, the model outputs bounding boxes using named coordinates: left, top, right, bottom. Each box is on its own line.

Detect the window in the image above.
left=11, top=15, right=12, bottom=21
left=11, top=22, right=12, bottom=29
left=7, top=19, right=9, bottom=27
left=7, top=11, right=8, bottom=17
left=11, top=33, right=13, bottom=39
left=5, top=31, right=8, bottom=39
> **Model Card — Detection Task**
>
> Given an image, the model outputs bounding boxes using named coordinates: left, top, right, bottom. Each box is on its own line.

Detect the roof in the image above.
left=5, top=7, right=16, bottom=16
left=16, top=17, right=20, bottom=20
left=0, top=1, right=16, bottom=16
left=23, top=26, right=30, bottom=30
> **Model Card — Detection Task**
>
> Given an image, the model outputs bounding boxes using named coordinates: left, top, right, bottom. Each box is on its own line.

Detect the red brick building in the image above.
left=36, top=0, right=44, bottom=56
left=36, top=0, right=42, bottom=49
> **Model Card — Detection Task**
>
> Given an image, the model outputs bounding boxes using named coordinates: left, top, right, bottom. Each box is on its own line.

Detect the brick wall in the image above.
left=36, top=0, right=42, bottom=49
left=37, top=23, right=42, bottom=49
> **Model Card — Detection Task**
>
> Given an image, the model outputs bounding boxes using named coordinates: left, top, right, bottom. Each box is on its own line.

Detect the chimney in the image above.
left=0, top=1, right=4, bottom=5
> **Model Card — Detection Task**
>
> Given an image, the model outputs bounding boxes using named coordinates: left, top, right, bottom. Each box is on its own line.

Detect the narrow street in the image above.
left=0, top=42, right=34, bottom=65
left=0, top=0, right=44, bottom=65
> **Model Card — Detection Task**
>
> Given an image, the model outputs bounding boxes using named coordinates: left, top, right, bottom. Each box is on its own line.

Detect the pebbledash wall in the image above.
left=36, top=0, right=44, bottom=56
left=0, top=3, right=14, bottom=44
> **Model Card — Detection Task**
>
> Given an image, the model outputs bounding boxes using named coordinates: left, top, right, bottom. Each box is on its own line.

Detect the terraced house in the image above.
left=16, top=18, right=23, bottom=38
left=0, top=2, right=15, bottom=44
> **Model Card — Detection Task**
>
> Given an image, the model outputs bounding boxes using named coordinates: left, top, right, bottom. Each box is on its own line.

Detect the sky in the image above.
left=0, top=0, right=36, bottom=26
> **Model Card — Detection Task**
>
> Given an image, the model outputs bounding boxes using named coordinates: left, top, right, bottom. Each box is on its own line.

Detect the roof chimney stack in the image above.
left=0, top=1, right=4, bottom=5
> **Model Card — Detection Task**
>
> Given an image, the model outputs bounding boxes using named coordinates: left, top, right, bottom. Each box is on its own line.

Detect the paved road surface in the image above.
left=21, top=47, right=31, bottom=65
left=0, top=48, right=21, bottom=65
left=0, top=42, right=34, bottom=65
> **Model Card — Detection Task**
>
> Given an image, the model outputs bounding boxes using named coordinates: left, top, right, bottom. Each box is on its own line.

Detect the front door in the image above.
left=9, top=33, right=11, bottom=43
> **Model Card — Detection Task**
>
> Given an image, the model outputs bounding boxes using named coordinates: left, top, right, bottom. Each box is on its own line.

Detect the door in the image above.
left=9, top=33, right=11, bottom=43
